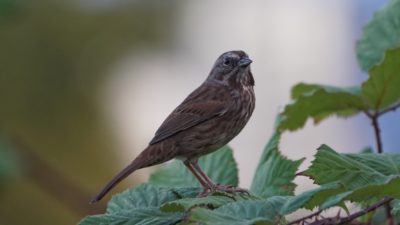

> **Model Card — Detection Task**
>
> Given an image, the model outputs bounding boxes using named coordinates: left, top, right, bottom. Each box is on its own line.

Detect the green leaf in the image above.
left=302, top=144, right=389, bottom=189
left=162, top=195, right=233, bottom=212
left=392, top=199, right=400, bottom=216
left=106, top=184, right=182, bottom=213
left=346, top=153, right=400, bottom=176
left=361, top=48, right=400, bottom=110
left=346, top=176, right=400, bottom=201
left=280, top=84, right=365, bottom=131
left=78, top=184, right=187, bottom=225
left=356, top=0, right=400, bottom=71
left=298, top=145, right=400, bottom=210
left=190, top=197, right=288, bottom=225
left=161, top=192, right=254, bottom=212
left=149, top=145, right=238, bottom=187
left=251, top=116, right=304, bottom=198
left=280, top=182, right=345, bottom=213
left=79, top=209, right=184, bottom=225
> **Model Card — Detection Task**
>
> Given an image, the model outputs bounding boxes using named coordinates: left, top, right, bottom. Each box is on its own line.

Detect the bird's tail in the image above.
left=89, top=159, right=141, bottom=204
left=90, top=144, right=173, bottom=204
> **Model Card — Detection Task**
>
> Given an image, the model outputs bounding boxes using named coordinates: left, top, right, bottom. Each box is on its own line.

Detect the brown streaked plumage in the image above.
left=91, top=50, right=255, bottom=203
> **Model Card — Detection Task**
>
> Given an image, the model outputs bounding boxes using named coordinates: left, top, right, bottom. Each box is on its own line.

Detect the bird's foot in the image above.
left=197, top=188, right=212, bottom=197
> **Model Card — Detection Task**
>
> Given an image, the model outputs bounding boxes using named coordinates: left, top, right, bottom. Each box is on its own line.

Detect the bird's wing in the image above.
left=149, top=100, right=228, bottom=145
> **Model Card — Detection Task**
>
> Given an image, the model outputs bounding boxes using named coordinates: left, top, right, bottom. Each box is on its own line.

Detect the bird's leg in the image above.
left=183, top=160, right=211, bottom=196
left=191, top=160, right=249, bottom=195
left=190, top=160, right=217, bottom=188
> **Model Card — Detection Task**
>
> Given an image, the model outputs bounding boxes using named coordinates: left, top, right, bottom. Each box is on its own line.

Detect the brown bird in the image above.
left=91, top=50, right=255, bottom=203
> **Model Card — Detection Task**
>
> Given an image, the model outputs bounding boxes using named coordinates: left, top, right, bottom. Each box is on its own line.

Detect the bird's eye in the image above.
left=223, top=58, right=231, bottom=66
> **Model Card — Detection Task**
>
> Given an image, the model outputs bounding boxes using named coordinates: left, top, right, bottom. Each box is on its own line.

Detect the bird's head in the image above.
left=208, top=50, right=254, bottom=87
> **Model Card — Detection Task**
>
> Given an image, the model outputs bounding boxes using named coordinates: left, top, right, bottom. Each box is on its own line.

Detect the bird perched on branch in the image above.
left=91, top=50, right=255, bottom=203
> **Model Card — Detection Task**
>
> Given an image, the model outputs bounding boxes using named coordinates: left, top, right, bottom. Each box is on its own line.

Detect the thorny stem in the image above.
left=338, top=197, right=394, bottom=225
left=286, top=210, right=323, bottom=225
left=365, top=109, right=394, bottom=225
left=378, top=102, right=400, bottom=117
left=286, top=198, right=394, bottom=225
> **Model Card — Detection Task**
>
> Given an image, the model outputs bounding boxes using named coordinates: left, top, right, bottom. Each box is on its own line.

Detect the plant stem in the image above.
left=371, top=114, right=383, bottom=153
left=369, top=112, right=393, bottom=225
left=287, top=197, right=393, bottom=225
left=338, top=197, right=393, bottom=224
left=378, top=102, right=400, bottom=117
left=286, top=209, right=323, bottom=225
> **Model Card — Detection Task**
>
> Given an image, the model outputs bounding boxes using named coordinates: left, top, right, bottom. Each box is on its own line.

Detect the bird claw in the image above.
left=197, top=189, right=211, bottom=197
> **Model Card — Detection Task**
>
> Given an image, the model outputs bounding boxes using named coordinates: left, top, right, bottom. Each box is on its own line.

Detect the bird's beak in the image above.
left=238, top=57, right=252, bottom=67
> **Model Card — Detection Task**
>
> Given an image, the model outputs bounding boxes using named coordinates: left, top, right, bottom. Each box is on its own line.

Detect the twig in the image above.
left=296, top=198, right=393, bottom=225
left=378, top=102, right=400, bottom=117
left=338, top=197, right=393, bottom=224
left=367, top=109, right=394, bottom=225
left=370, top=114, right=383, bottom=154
left=286, top=210, right=323, bottom=225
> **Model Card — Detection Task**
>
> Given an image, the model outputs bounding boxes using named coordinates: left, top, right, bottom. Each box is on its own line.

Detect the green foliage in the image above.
left=79, top=0, right=400, bottom=224
left=190, top=197, right=288, bottom=225
left=280, top=84, right=365, bottom=131
left=149, top=146, right=238, bottom=187
left=280, top=0, right=400, bottom=131
left=281, top=182, right=344, bottom=213
left=392, top=200, right=400, bottom=216
left=303, top=145, right=391, bottom=188
left=356, top=0, right=400, bottom=71
left=161, top=191, right=261, bottom=213
left=79, top=184, right=188, bottom=225
left=299, top=145, right=400, bottom=209
left=280, top=47, right=400, bottom=131
left=80, top=140, right=400, bottom=224
left=251, top=117, right=304, bottom=198
left=362, top=48, right=400, bottom=110
left=79, top=140, right=303, bottom=225
left=346, top=153, right=400, bottom=176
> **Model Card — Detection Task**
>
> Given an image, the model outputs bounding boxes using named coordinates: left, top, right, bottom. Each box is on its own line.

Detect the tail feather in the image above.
left=90, top=144, right=174, bottom=204
left=90, top=161, right=140, bottom=204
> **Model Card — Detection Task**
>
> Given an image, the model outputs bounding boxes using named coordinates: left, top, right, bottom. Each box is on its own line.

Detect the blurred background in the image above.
left=0, top=0, right=397, bottom=224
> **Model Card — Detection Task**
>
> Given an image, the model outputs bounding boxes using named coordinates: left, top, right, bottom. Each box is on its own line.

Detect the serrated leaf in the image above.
left=161, top=192, right=251, bottom=212
left=346, top=176, right=400, bottom=201
left=361, top=48, right=400, bottom=110
left=303, top=144, right=389, bottom=189
left=280, top=182, right=344, bottom=214
left=251, top=116, right=303, bottom=198
left=149, top=146, right=238, bottom=187
left=280, top=84, right=365, bottom=131
left=190, top=197, right=288, bottom=225
left=297, top=145, right=400, bottom=210
left=346, top=153, right=400, bottom=176
left=78, top=184, right=187, bottom=225
left=356, top=0, right=400, bottom=71
left=106, top=184, right=181, bottom=213
left=79, top=208, right=184, bottom=225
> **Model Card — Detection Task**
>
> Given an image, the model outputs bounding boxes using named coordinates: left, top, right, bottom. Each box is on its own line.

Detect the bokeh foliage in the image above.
left=0, top=0, right=176, bottom=224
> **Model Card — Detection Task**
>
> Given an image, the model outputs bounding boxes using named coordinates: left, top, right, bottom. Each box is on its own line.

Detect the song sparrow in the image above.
left=91, top=50, right=255, bottom=203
